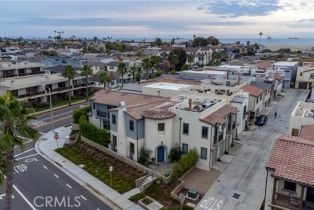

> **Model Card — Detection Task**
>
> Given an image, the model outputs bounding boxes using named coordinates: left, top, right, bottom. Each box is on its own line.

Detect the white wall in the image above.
left=144, top=118, right=174, bottom=162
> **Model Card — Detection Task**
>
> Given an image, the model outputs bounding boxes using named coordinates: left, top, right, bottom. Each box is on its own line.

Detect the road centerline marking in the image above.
left=66, top=184, right=72, bottom=189
left=54, top=174, right=59, bottom=179
left=80, top=195, right=87, bottom=201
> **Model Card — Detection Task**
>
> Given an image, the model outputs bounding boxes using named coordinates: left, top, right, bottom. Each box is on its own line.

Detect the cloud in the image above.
left=199, top=0, right=281, bottom=17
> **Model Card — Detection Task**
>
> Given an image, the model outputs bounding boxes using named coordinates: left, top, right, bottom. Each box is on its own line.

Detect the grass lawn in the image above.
left=56, top=142, right=145, bottom=193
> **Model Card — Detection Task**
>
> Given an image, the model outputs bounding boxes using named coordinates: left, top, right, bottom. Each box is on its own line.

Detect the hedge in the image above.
left=129, top=193, right=145, bottom=202
left=172, top=149, right=198, bottom=178
left=73, top=106, right=91, bottom=123
left=79, top=121, right=109, bottom=146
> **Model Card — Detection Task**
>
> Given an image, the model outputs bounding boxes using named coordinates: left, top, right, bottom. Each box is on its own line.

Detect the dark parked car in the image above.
left=255, top=115, right=268, bottom=126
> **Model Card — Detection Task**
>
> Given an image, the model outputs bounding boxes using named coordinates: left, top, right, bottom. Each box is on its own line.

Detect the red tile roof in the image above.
left=267, top=135, right=314, bottom=187
left=299, top=125, right=314, bottom=142
left=240, top=84, right=264, bottom=97
left=200, top=105, right=238, bottom=125
left=142, top=109, right=175, bottom=120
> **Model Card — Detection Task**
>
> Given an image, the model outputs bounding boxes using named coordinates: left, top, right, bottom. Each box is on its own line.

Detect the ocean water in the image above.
left=115, top=37, right=314, bottom=50
left=220, top=38, right=314, bottom=50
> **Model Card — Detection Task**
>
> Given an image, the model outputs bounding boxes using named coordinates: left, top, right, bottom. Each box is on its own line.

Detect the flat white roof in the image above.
left=144, top=82, right=192, bottom=90
left=274, top=61, right=298, bottom=66
left=182, top=70, right=226, bottom=75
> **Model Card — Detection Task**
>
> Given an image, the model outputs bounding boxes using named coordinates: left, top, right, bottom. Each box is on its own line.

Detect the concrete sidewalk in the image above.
left=35, top=126, right=143, bottom=210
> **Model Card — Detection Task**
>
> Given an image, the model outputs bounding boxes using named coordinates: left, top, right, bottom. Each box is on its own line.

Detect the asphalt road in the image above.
left=0, top=136, right=113, bottom=210
left=196, top=89, right=309, bottom=210
left=30, top=102, right=89, bottom=133
left=0, top=102, right=113, bottom=210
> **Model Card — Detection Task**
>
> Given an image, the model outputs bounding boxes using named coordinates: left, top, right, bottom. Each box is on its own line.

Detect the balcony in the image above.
left=96, top=110, right=107, bottom=118
left=272, top=193, right=314, bottom=210
left=17, top=91, right=45, bottom=98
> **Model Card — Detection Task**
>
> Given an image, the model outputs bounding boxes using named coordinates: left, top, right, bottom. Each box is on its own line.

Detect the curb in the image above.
left=31, top=100, right=87, bottom=116
left=35, top=137, right=122, bottom=210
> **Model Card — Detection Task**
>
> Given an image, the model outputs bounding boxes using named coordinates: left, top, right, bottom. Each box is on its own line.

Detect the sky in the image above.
left=1, top=0, right=314, bottom=39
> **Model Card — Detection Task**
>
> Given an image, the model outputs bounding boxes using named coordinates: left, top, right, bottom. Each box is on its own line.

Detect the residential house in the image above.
left=240, top=84, right=265, bottom=119
left=289, top=101, right=314, bottom=137
left=230, top=95, right=249, bottom=134
left=265, top=135, right=314, bottom=210
left=295, top=62, right=314, bottom=90
left=89, top=90, right=237, bottom=171
left=0, top=61, right=43, bottom=78
left=274, top=61, right=299, bottom=88
left=250, top=81, right=273, bottom=108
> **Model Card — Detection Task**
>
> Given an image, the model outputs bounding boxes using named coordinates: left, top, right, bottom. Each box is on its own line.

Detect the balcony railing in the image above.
left=16, top=91, right=45, bottom=98
left=96, top=110, right=107, bottom=118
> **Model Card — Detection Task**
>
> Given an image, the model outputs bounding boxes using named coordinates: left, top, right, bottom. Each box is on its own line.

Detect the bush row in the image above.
left=172, top=149, right=198, bottom=178
left=79, top=120, right=109, bottom=146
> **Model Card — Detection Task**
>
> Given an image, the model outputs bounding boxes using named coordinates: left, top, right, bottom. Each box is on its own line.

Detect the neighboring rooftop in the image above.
left=299, top=125, right=314, bottom=142
left=267, top=135, right=314, bottom=187
left=240, top=84, right=264, bottom=97
left=200, top=104, right=237, bottom=125
left=273, top=61, right=299, bottom=67
left=144, top=82, right=192, bottom=91
left=250, top=81, right=273, bottom=90
left=231, top=95, right=247, bottom=104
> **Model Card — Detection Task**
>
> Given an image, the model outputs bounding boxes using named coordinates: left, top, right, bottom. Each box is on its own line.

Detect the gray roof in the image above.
left=250, top=81, right=272, bottom=90
left=231, top=95, right=247, bottom=104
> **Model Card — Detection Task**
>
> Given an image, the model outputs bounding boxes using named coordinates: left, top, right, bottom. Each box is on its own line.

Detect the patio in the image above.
left=182, top=168, right=221, bottom=194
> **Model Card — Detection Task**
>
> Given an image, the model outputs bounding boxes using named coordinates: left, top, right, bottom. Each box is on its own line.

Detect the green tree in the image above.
left=117, top=62, right=128, bottom=87
left=0, top=92, right=38, bottom=210
left=99, top=71, right=110, bottom=89
left=168, top=48, right=187, bottom=71
left=168, top=53, right=179, bottom=71
left=207, top=36, right=219, bottom=45
left=153, top=37, right=162, bottom=47
left=129, top=65, right=138, bottom=82
left=80, top=65, right=93, bottom=101
left=142, top=58, right=152, bottom=79
left=187, top=54, right=194, bottom=66
left=150, top=55, right=161, bottom=77
left=62, top=64, right=75, bottom=106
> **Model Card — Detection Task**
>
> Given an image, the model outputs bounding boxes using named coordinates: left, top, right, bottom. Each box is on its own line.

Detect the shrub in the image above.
left=142, top=197, right=153, bottom=205
left=129, top=193, right=145, bottom=202
left=168, top=147, right=181, bottom=162
left=138, top=147, right=150, bottom=166
left=172, top=149, right=198, bottom=178
left=79, top=121, right=109, bottom=146
left=73, top=106, right=91, bottom=123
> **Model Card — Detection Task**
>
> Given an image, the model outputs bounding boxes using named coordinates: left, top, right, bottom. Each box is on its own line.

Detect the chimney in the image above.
left=188, top=98, right=192, bottom=111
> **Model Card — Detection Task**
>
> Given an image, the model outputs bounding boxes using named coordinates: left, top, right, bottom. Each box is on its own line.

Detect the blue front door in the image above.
left=157, top=146, right=165, bottom=162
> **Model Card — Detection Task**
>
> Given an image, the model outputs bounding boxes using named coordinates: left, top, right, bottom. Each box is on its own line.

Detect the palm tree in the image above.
left=259, top=32, right=263, bottom=46
left=117, top=62, right=127, bottom=87
left=62, top=64, right=75, bottom=106
left=99, top=71, right=110, bottom=89
left=150, top=56, right=161, bottom=77
left=142, top=58, right=151, bottom=79
left=0, top=92, right=38, bottom=210
left=80, top=65, right=93, bottom=101
left=129, top=65, right=138, bottom=82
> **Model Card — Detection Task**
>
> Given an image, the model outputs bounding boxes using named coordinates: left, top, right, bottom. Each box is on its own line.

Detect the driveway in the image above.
left=196, top=89, right=309, bottom=210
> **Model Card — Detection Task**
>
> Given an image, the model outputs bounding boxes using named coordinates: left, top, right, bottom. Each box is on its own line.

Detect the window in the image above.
left=93, top=102, right=96, bottom=109
left=158, top=123, right=165, bottom=132
left=129, top=120, right=134, bottom=131
left=200, top=148, right=207, bottom=160
left=183, top=123, right=189, bottom=135
left=182, top=143, right=188, bottom=154
left=284, top=181, right=296, bottom=191
left=300, top=72, right=303, bottom=76
left=112, top=114, right=116, bottom=124
left=201, top=126, right=208, bottom=139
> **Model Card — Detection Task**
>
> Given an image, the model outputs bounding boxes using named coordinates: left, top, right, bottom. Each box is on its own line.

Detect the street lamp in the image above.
left=44, top=85, right=54, bottom=133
